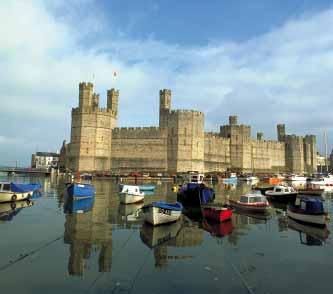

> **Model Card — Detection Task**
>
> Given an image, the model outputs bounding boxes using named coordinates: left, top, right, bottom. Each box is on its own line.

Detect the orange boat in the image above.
left=263, top=174, right=284, bottom=185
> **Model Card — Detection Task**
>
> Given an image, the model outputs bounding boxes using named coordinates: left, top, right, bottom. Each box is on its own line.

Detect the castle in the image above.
left=62, top=82, right=317, bottom=174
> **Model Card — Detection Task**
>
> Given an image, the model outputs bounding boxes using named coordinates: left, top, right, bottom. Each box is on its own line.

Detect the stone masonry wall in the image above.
left=111, top=127, right=168, bottom=173
left=204, top=132, right=230, bottom=172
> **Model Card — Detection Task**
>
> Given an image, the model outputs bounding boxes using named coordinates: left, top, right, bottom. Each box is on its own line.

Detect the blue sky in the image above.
left=1, top=0, right=333, bottom=166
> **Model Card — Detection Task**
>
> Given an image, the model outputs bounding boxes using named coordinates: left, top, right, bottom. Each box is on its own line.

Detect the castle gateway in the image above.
left=63, top=82, right=317, bottom=174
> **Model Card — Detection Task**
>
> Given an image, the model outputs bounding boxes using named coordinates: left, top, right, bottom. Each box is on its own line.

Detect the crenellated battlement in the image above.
left=72, top=107, right=117, bottom=116
left=112, top=126, right=167, bottom=139
left=170, top=109, right=204, bottom=116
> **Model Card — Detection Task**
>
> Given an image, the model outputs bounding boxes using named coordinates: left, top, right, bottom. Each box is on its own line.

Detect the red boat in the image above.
left=202, top=206, right=233, bottom=222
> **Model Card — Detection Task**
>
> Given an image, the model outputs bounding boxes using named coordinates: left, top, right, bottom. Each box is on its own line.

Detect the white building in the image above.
left=31, top=152, right=60, bottom=170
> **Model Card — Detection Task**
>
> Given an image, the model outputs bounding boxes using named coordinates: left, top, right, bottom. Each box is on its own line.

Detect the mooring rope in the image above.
left=0, top=236, right=62, bottom=272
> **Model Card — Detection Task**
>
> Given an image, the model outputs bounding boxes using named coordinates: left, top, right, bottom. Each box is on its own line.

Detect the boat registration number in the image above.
left=158, top=208, right=171, bottom=215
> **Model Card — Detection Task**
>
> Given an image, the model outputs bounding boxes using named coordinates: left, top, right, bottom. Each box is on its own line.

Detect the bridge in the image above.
left=0, top=167, right=51, bottom=176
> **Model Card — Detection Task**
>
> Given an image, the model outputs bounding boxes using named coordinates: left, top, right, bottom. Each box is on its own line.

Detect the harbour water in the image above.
left=0, top=175, right=333, bottom=293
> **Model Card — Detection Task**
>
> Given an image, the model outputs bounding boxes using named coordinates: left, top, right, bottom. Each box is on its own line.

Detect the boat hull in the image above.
left=177, top=184, right=215, bottom=207
left=202, top=207, right=233, bottom=222
left=119, top=193, right=144, bottom=204
left=66, top=183, right=95, bottom=199
left=0, top=191, right=31, bottom=203
left=143, top=206, right=182, bottom=226
left=287, top=208, right=327, bottom=227
left=265, top=192, right=298, bottom=203
left=229, top=200, right=271, bottom=213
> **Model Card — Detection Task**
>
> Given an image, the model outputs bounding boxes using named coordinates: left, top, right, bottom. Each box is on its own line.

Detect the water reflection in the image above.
left=140, top=218, right=203, bottom=268
left=0, top=200, right=33, bottom=222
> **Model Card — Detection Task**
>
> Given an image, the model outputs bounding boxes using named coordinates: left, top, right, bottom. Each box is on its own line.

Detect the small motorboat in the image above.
left=287, top=197, right=329, bottom=227
left=119, top=185, right=144, bottom=204
left=229, top=191, right=271, bottom=213
left=263, top=174, right=284, bottom=185
left=265, top=185, right=298, bottom=202
left=0, top=182, right=41, bottom=203
left=297, top=184, right=324, bottom=196
left=202, top=205, right=233, bottom=222
left=309, top=174, right=333, bottom=187
left=239, top=175, right=259, bottom=182
left=66, top=183, right=95, bottom=200
left=142, top=201, right=183, bottom=226
left=286, top=174, right=307, bottom=182
left=222, top=173, right=237, bottom=184
left=177, top=173, right=215, bottom=206
left=138, top=185, right=156, bottom=192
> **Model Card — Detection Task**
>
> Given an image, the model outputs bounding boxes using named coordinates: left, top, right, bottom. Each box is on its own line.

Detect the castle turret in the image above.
left=159, top=89, right=171, bottom=128
left=277, top=124, right=285, bottom=142
left=92, top=93, right=100, bottom=109
left=257, top=132, right=263, bottom=141
left=79, top=82, right=94, bottom=109
left=107, top=88, right=119, bottom=116
left=229, top=115, right=238, bottom=126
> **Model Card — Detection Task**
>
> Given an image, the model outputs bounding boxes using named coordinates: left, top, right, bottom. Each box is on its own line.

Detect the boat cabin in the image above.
left=272, top=186, right=295, bottom=193
left=187, top=173, right=204, bottom=184
left=120, top=185, right=142, bottom=194
left=0, top=183, right=11, bottom=192
left=240, top=191, right=268, bottom=204
left=296, top=197, right=324, bottom=214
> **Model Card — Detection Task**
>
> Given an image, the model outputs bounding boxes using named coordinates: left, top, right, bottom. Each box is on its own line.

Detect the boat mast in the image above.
left=324, top=130, right=328, bottom=173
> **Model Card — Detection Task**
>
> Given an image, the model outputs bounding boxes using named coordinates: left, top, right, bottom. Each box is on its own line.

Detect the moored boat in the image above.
left=119, top=185, right=144, bottom=204
left=297, top=184, right=324, bottom=196
left=265, top=185, right=298, bottom=202
left=287, top=197, right=329, bottom=227
left=142, top=201, right=183, bottom=226
left=66, top=183, right=95, bottom=200
left=286, top=174, right=307, bottom=182
left=309, top=174, right=333, bottom=187
left=177, top=173, right=215, bottom=207
left=202, top=205, right=233, bottom=222
left=138, top=185, right=156, bottom=192
left=263, top=174, right=284, bottom=185
left=222, top=173, right=237, bottom=184
left=229, top=191, right=271, bottom=213
left=0, top=182, right=41, bottom=203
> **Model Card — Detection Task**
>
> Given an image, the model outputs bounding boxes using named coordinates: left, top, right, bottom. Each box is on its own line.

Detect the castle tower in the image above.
left=67, top=82, right=118, bottom=172
left=229, top=115, right=238, bottom=125
left=79, top=82, right=94, bottom=109
left=257, top=132, right=264, bottom=141
left=92, top=93, right=100, bottom=109
left=220, top=116, right=251, bottom=172
left=277, top=124, right=286, bottom=142
left=159, top=89, right=171, bottom=128
left=107, top=88, right=119, bottom=116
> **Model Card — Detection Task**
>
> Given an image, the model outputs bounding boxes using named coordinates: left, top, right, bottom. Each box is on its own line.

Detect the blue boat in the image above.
left=138, top=185, right=156, bottom=192
left=177, top=183, right=215, bottom=206
left=66, top=183, right=95, bottom=199
left=64, top=196, right=94, bottom=214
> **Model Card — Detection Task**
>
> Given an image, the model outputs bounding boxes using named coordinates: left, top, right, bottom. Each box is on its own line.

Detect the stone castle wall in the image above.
left=204, top=132, right=230, bottom=172
left=111, top=127, right=168, bottom=173
left=66, top=82, right=317, bottom=174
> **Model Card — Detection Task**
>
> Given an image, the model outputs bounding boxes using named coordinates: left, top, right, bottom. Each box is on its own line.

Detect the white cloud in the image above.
left=1, top=1, right=333, bottom=165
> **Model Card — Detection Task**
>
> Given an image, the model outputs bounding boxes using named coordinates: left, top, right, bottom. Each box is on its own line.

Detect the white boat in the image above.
left=287, top=175, right=307, bottom=182
left=309, top=174, right=333, bottom=187
left=119, top=185, right=144, bottom=204
left=0, top=182, right=32, bottom=203
left=265, top=185, right=298, bottom=202
left=239, top=175, right=259, bottom=182
left=229, top=191, right=271, bottom=213
left=287, top=197, right=329, bottom=227
left=142, top=201, right=183, bottom=226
